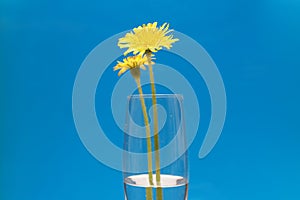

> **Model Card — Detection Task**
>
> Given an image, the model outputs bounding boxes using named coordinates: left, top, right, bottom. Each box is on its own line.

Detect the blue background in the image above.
left=1, top=0, right=300, bottom=199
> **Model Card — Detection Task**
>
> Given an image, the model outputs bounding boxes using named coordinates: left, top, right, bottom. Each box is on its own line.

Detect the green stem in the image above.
left=135, top=77, right=154, bottom=200
left=146, top=51, right=163, bottom=200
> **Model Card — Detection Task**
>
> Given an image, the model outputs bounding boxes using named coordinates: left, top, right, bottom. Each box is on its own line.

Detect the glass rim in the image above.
left=127, top=93, right=183, bottom=100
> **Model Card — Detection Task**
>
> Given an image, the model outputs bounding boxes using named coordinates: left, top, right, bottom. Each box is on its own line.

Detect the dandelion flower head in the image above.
left=118, top=22, right=179, bottom=56
left=113, top=55, right=148, bottom=76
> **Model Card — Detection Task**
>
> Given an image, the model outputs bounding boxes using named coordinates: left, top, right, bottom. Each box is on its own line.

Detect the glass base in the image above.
left=124, top=174, right=188, bottom=200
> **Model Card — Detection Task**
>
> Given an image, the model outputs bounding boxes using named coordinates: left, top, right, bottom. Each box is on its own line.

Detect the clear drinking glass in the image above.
left=123, top=94, right=188, bottom=200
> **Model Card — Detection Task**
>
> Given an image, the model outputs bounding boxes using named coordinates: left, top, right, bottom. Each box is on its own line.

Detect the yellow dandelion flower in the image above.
left=118, top=22, right=179, bottom=56
left=113, top=55, right=148, bottom=77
